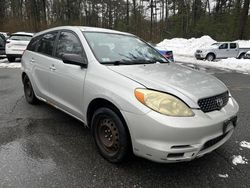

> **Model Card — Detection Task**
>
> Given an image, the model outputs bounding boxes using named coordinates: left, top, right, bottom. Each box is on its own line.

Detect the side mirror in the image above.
left=62, top=54, right=87, bottom=67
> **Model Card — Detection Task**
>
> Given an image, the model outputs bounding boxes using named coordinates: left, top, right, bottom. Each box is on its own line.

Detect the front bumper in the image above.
left=195, top=52, right=206, bottom=60
left=122, top=97, right=239, bottom=163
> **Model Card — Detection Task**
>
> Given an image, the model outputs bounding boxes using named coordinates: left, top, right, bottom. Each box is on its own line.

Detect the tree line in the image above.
left=0, top=0, right=249, bottom=42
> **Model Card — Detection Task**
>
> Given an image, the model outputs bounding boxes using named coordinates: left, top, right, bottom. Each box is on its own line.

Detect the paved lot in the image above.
left=0, top=61, right=250, bottom=188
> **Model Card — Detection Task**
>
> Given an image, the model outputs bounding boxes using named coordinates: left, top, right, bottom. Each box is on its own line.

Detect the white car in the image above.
left=195, top=42, right=250, bottom=61
left=244, top=51, right=250, bottom=59
left=21, top=26, right=239, bottom=163
left=6, top=32, right=33, bottom=62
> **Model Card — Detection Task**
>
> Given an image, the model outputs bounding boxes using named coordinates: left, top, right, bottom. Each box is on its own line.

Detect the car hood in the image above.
left=108, top=63, right=228, bottom=107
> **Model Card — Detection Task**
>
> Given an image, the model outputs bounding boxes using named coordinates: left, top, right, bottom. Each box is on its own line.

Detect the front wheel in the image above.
left=91, top=107, right=131, bottom=163
left=206, top=54, right=215, bottom=61
left=23, top=75, right=39, bottom=104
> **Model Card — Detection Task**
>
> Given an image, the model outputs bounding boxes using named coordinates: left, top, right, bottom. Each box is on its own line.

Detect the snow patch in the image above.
left=232, top=155, right=248, bottom=165
left=240, top=141, right=250, bottom=149
left=218, top=174, right=229, bottom=178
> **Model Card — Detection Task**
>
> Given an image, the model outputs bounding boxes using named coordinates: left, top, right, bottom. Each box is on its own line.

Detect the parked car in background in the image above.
left=6, top=32, right=33, bottom=62
left=147, top=42, right=174, bottom=61
left=0, top=33, right=6, bottom=57
left=195, top=42, right=250, bottom=61
left=244, top=51, right=250, bottom=59
left=21, top=26, right=239, bottom=164
left=156, top=48, right=174, bottom=61
left=0, top=32, right=9, bottom=39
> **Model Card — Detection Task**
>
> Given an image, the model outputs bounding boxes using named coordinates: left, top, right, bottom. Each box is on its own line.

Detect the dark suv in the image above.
left=0, top=34, right=6, bottom=57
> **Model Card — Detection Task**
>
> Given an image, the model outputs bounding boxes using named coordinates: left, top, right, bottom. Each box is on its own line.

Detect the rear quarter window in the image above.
left=27, top=36, right=40, bottom=52
left=230, top=43, right=237, bottom=49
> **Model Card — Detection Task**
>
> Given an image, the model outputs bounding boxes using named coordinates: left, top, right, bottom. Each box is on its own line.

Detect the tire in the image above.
left=91, top=107, right=131, bottom=163
left=206, top=54, right=215, bottom=61
left=7, top=57, right=15, bottom=62
left=23, top=75, right=39, bottom=104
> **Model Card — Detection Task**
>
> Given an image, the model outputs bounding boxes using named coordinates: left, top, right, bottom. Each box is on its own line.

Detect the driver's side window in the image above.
left=55, top=31, right=86, bottom=59
left=219, top=43, right=228, bottom=49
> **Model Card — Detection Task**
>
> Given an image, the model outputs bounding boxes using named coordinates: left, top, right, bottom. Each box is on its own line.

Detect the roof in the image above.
left=34, top=26, right=134, bottom=37
left=11, top=32, right=34, bottom=36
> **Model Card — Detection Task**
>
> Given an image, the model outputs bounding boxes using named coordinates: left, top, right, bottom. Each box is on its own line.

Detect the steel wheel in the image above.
left=206, top=54, right=215, bottom=61
left=23, top=76, right=39, bottom=104
left=97, top=118, right=120, bottom=154
left=91, top=107, right=131, bottom=163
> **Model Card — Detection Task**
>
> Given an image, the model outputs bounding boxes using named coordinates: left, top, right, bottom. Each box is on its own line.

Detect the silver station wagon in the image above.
left=21, top=26, right=239, bottom=163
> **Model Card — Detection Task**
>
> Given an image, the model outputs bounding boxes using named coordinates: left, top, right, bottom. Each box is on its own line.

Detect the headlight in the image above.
left=135, top=89, right=194, bottom=117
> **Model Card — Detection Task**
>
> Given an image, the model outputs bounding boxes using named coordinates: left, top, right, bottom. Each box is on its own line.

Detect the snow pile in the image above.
left=157, top=35, right=216, bottom=57
left=157, top=36, right=250, bottom=73
left=240, top=141, right=250, bottom=149
left=0, top=59, right=21, bottom=68
left=232, top=155, right=248, bottom=165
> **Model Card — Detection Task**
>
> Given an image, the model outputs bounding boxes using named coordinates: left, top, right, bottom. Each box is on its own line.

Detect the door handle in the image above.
left=30, top=59, right=35, bottom=63
left=50, top=65, right=56, bottom=71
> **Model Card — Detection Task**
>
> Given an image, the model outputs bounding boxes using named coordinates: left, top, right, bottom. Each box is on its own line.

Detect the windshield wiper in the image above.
left=101, top=59, right=168, bottom=65
left=100, top=60, right=154, bottom=65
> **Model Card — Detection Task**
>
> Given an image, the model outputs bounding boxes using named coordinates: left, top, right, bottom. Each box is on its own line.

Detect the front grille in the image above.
left=201, top=132, right=229, bottom=151
left=198, top=91, right=229, bottom=113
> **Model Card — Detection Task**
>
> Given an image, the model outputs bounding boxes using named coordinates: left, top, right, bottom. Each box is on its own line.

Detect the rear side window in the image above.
left=55, top=31, right=85, bottom=58
left=9, top=35, right=32, bottom=41
left=37, top=32, right=58, bottom=56
left=230, top=43, right=237, bottom=49
left=27, top=36, right=40, bottom=52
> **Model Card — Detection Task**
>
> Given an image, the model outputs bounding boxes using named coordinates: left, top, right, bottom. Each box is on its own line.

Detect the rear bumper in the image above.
left=122, top=97, right=239, bottom=163
left=6, top=48, right=25, bottom=56
left=6, top=54, right=22, bottom=58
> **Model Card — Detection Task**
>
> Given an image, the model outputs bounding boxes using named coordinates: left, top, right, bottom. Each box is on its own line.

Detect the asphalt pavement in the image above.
left=0, top=60, right=250, bottom=188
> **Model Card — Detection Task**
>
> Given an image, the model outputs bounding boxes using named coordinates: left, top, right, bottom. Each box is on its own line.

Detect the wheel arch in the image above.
left=87, top=98, right=126, bottom=128
left=87, top=98, right=133, bottom=149
left=206, top=52, right=216, bottom=60
left=238, top=52, right=246, bottom=59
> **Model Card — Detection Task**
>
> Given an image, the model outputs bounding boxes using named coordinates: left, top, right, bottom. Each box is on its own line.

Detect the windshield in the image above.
left=9, top=34, right=32, bottom=41
left=211, top=43, right=220, bottom=46
left=83, top=32, right=168, bottom=64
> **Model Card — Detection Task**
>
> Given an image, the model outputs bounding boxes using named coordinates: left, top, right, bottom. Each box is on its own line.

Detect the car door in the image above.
left=49, top=30, right=88, bottom=119
left=30, top=32, right=58, bottom=99
left=228, top=43, right=238, bottom=58
left=217, top=43, right=229, bottom=58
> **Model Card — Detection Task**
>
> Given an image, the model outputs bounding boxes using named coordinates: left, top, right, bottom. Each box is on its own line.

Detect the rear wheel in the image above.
left=7, top=57, right=15, bottom=62
left=206, top=53, right=215, bottom=61
left=23, top=75, right=39, bottom=104
left=91, top=107, right=131, bottom=163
